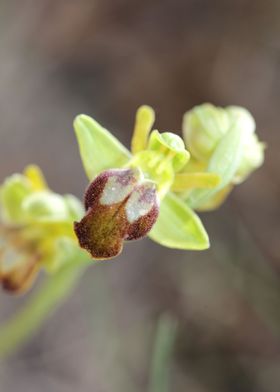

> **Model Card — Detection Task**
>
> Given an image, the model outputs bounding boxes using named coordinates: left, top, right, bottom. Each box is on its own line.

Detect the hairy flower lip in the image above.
left=84, top=168, right=141, bottom=210
left=74, top=168, right=159, bottom=260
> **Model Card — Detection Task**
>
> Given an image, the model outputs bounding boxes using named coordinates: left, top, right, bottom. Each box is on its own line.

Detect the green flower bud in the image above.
left=226, top=106, right=256, bottom=136
left=225, top=106, right=264, bottom=183
left=233, top=133, right=265, bottom=184
left=183, top=103, right=265, bottom=190
left=183, top=103, right=230, bottom=162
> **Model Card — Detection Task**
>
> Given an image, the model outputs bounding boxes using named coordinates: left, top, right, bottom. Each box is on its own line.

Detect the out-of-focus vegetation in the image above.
left=0, top=1, right=279, bottom=391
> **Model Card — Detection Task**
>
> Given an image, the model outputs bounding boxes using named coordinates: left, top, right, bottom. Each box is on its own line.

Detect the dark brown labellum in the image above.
left=74, top=168, right=159, bottom=259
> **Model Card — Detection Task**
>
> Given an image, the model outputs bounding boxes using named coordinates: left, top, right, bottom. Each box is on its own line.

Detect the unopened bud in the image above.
left=183, top=103, right=230, bottom=162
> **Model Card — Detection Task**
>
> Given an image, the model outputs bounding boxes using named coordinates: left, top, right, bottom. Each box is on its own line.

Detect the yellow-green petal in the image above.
left=188, top=123, right=246, bottom=209
left=23, top=165, right=48, bottom=191
left=149, top=192, right=209, bottom=250
left=131, top=105, right=155, bottom=154
left=172, top=172, right=220, bottom=192
left=74, top=114, right=131, bottom=180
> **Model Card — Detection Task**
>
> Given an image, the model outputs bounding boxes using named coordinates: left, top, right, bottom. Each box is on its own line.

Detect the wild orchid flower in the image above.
left=0, top=165, right=83, bottom=293
left=0, top=104, right=265, bottom=291
left=73, top=106, right=214, bottom=259
left=0, top=103, right=265, bottom=358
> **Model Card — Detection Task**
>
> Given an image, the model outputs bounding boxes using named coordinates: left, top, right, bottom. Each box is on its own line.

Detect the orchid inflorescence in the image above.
left=0, top=104, right=264, bottom=293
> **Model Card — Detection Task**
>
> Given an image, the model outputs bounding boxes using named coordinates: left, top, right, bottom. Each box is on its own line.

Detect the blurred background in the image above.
left=0, top=0, right=279, bottom=391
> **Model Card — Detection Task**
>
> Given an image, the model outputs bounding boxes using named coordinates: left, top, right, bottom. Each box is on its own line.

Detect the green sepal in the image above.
left=187, top=123, right=246, bottom=208
left=74, top=114, right=131, bottom=180
left=149, top=192, right=209, bottom=250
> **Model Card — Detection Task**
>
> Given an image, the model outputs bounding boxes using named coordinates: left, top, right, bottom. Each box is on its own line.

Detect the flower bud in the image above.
left=233, top=133, right=265, bottom=184
left=74, top=168, right=159, bottom=259
left=224, top=106, right=264, bottom=182
left=183, top=103, right=230, bottom=162
left=183, top=104, right=264, bottom=188
left=226, top=106, right=256, bottom=135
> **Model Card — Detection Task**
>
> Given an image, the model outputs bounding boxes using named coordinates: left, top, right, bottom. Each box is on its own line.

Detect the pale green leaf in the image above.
left=149, top=192, right=209, bottom=250
left=74, top=114, right=131, bottom=180
left=188, top=124, right=246, bottom=208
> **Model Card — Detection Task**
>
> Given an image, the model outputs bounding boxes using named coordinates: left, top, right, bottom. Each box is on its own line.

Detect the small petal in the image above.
left=172, top=172, right=220, bottom=192
left=131, top=105, right=155, bottom=154
left=23, top=165, right=48, bottom=191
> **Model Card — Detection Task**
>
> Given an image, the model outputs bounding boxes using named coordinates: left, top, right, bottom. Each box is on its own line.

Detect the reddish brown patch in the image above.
left=126, top=204, right=159, bottom=241
left=74, top=169, right=159, bottom=260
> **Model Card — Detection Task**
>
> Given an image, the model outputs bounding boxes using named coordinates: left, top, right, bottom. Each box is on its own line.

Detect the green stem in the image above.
left=149, top=314, right=177, bottom=392
left=0, top=256, right=90, bottom=360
